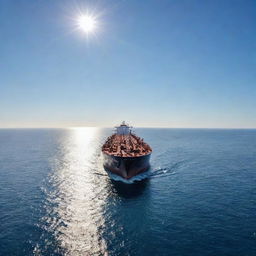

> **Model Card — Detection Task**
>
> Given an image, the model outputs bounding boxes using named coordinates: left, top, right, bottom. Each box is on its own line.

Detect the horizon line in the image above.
left=0, top=126, right=256, bottom=130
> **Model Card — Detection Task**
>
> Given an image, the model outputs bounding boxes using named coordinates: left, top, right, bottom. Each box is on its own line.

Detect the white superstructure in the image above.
left=116, top=121, right=132, bottom=135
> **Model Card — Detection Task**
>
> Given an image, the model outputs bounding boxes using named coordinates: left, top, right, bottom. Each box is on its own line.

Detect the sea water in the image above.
left=0, top=128, right=256, bottom=255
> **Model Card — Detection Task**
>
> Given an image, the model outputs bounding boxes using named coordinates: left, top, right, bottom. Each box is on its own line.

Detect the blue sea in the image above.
left=0, top=128, right=256, bottom=256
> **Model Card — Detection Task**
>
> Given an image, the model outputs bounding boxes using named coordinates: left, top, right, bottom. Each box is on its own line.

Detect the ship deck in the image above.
left=102, top=133, right=152, bottom=157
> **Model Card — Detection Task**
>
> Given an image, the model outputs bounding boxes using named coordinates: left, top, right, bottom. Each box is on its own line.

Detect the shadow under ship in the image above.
left=102, top=122, right=152, bottom=179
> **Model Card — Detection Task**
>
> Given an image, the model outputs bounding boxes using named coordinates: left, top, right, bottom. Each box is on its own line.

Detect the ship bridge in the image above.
left=115, top=121, right=132, bottom=135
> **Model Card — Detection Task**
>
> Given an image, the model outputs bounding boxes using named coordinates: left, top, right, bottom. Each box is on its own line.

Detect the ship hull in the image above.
left=102, top=153, right=151, bottom=179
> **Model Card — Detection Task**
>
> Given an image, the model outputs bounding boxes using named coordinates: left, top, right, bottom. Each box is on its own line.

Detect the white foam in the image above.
left=107, top=171, right=150, bottom=184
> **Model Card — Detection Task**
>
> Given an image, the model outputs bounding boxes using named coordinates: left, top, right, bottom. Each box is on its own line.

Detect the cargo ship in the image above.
left=102, top=122, right=152, bottom=179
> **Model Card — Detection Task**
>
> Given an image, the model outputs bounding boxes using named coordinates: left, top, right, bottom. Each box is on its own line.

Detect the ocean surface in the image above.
left=0, top=128, right=256, bottom=256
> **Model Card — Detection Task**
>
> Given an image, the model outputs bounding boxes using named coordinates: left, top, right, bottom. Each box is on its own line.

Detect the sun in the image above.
left=77, top=15, right=97, bottom=33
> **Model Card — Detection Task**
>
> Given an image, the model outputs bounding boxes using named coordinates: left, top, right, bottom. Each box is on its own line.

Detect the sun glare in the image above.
left=77, top=15, right=97, bottom=33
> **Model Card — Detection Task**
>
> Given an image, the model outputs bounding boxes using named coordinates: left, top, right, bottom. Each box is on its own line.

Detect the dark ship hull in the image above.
left=103, top=153, right=151, bottom=179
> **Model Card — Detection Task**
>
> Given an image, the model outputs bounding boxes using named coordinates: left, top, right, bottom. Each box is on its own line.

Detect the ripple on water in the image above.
left=1, top=128, right=256, bottom=256
left=34, top=128, right=110, bottom=255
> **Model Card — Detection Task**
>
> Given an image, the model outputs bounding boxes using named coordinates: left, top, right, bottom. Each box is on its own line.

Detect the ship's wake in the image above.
left=150, top=160, right=188, bottom=179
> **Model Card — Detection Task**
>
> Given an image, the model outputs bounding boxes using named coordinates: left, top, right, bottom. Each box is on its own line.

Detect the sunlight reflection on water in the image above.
left=35, top=128, right=109, bottom=255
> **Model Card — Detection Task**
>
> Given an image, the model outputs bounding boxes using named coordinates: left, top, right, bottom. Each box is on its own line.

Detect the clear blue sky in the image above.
left=0, top=0, right=255, bottom=128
